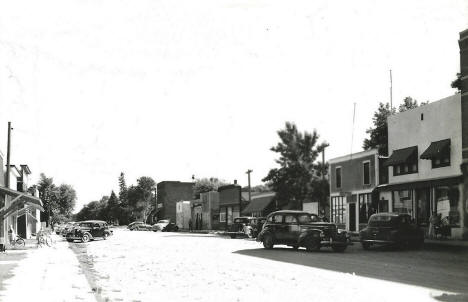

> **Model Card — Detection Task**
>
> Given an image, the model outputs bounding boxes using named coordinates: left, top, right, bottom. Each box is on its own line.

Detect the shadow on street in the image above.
left=233, top=245, right=468, bottom=294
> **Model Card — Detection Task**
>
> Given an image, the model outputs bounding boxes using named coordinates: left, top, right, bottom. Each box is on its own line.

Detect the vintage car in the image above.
left=257, top=210, right=350, bottom=252
left=359, top=213, right=424, bottom=249
left=61, top=222, right=77, bottom=237
left=127, top=221, right=153, bottom=231
left=226, top=217, right=266, bottom=239
left=66, top=220, right=113, bottom=243
left=152, top=219, right=179, bottom=232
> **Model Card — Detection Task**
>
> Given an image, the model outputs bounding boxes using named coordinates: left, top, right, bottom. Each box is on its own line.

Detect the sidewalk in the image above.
left=0, top=235, right=97, bottom=302
left=349, top=232, right=468, bottom=248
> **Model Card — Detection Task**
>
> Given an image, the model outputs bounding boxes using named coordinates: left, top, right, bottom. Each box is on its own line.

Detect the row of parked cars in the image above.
left=127, top=220, right=179, bottom=232
left=230, top=210, right=424, bottom=252
left=55, top=220, right=114, bottom=243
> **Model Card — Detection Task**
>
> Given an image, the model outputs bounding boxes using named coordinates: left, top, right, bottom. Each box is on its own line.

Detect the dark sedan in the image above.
left=152, top=220, right=179, bottom=232
left=359, top=213, right=424, bottom=249
left=128, top=221, right=153, bottom=231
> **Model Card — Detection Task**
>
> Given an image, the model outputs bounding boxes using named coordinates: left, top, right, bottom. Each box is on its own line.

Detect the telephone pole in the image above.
left=390, top=69, right=393, bottom=111
left=246, top=169, right=253, bottom=202
left=6, top=122, right=12, bottom=187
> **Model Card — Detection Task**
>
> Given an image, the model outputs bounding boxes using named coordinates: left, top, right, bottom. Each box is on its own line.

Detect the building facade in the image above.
left=378, top=94, right=466, bottom=239
left=156, top=181, right=194, bottom=223
left=241, top=192, right=276, bottom=217
left=218, top=184, right=243, bottom=230
left=329, top=149, right=385, bottom=232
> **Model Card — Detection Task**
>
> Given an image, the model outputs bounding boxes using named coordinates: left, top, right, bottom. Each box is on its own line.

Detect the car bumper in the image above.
left=361, top=239, right=395, bottom=244
left=320, top=237, right=353, bottom=246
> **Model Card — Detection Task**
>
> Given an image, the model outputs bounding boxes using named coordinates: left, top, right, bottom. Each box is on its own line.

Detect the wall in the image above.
left=218, top=185, right=241, bottom=206
left=157, top=181, right=194, bottom=222
left=329, top=150, right=378, bottom=194
left=387, top=94, right=462, bottom=184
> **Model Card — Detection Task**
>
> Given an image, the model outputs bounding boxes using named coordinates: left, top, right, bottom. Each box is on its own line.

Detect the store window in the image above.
left=432, top=153, right=450, bottom=168
left=392, top=190, right=413, bottom=216
left=331, top=196, right=346, bottom=224
left=435, top=186, right=460, bottom=227
left=358, top=193, right=373, bottom=223
left=336, top=167, right=342, bottom=188
left=363, top=162, right=370, bottom=185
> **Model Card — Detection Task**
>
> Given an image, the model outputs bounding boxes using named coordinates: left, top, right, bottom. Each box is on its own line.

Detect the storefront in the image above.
left=0, top=185, right=43, bottom=246
left=377, top=176, right=463, bottom=238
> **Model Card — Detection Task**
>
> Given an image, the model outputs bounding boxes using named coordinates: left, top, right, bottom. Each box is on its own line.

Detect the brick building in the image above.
left=156, top=181, right=194, bottom=222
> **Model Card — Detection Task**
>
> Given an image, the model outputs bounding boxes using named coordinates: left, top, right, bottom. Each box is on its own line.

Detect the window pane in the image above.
left=363, top=162, right=370, bottom=184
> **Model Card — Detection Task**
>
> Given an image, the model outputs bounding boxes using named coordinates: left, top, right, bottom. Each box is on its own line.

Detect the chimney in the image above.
left=233, top=179, right=237, bottom=185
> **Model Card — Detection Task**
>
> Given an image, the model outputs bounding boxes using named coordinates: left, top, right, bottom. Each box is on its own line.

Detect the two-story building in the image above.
left=329, top=149, right=387, bottom=232
left=218, top=182, right=244, bottom=230
left=378, top=94, right=466, bottom=239
left=156, top=181, right=194, bottom=223
left=0, top=151, right=43, bottom=249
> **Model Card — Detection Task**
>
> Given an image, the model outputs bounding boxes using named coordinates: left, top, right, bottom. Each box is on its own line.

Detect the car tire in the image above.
left=230, top=234, right=236, bottom=239
left=361, top=242, right=371, bottom=250
left=103, top=233, right=109, bottom=240
left=291, top=245, right=299, bottom=250
left=81, top=234, right=90, bottom=243
left=262, top=233, right=274, bottom=249
left=174, top=226, right=179, bottom=232
left=304, top=236, right=320, bottom=252
left=66, top=239, right=73, bottom=242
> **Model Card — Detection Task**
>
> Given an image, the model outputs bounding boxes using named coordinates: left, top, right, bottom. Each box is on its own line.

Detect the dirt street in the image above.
left=68, top=228, right=468, bottom=302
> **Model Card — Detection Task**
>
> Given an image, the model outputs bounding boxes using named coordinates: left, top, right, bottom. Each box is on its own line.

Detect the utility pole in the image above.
left=246, top=169, right=252, bottom=202
left=6, top=122, right=11, bottom=188
left=321, top=147, right=327, bottom=180
left=390, top=69, right=393, bottom=111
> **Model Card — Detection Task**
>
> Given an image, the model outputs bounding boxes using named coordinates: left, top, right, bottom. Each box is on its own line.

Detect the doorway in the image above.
left=349, top=203, right=356, bottom=232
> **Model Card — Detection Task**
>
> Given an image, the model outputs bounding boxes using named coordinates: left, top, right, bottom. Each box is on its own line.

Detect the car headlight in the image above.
left=337, top=229, right=346, bottom=234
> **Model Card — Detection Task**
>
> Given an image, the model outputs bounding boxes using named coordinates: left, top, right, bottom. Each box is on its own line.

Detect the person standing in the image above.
left=188, top=218, right=193, bottom=232
left=429, top=211, right=439, bottom=239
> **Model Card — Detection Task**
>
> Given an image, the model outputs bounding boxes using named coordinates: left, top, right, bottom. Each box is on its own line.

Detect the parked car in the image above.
left=257, top=210, right=351, bottom=252
left=66, top=220, right=113, bottom=243
left=127, top=221, right=153, bottom=231
left=226, top=217, right=266, bottom=238
left=152, top=219, right=179, bottom=232
left=359, top=213, right=424, bottom=249
left=61, top=222, right=77, bottom=237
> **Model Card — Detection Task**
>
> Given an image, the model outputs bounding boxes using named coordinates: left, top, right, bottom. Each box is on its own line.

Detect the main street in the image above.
left=70, top=229, right=467, bottom=301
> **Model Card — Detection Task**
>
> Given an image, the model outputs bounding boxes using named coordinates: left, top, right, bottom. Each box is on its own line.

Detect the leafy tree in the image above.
left=241, top=184, right=272, bottom=192
left=106, top=191, right=120, bottom=224
left=127, top=177, right=156, bottom=223
left=262, top=122, right=328, bottom=210
left=193, top=177, right=228, bottom=198
left=364, top=98, right=429, bottom=155
left=363, top=103, right=395, bottom=156
left=55, top=184, right=76, bottom=218
left=451, top=73, right=462, bottom=93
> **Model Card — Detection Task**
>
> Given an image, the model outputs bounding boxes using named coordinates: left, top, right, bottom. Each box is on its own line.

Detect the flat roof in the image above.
left=329, top=149, right=378, bottom=164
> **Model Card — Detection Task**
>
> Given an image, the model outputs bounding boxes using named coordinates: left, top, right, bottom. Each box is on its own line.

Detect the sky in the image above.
left=1, top=0, right=467, bottom=212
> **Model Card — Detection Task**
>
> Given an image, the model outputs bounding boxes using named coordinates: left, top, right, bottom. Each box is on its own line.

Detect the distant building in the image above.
left=156, top=181, right=194, bottom=222
left=241, top=192, right=276, bottom=217
left=218, top=183, right=243, bottom=230
left=329, top=149, right=386, bottom=232
left=199, top=191, right=220, bottom=230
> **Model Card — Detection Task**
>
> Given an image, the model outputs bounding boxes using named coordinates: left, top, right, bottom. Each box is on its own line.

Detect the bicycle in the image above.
left=9, top=236, right=26, bottom=248
left=37, top=229, right=54, bottom=247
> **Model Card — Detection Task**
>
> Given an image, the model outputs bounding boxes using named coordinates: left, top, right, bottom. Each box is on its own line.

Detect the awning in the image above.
left=375, top=175, right=462, bottom=192
left=384, top=146, right=418, bottom=167
left=0, top=186, right=44, bottom=218
left=420, top=139, right=450, bottom=159
left=241, top=194, right=275, bottom=215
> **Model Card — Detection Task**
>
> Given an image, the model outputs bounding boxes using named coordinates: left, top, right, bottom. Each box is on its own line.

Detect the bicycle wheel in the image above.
left=38, top=236, right=46, bottom=247
left=45, top=236, right=52, bottom=247
left=16, top=238, right=25, bottom=247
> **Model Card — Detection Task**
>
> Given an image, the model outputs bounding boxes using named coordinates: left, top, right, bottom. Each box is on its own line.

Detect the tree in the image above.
left=241, top=184, right=271, bottom=192
left=451, top=73, right=462, bottom=93
left=364, top=98, right=428, bottom=155
left=127, top=177, right=156, bottom=223
left=193, top=177, right=228, bottom=198
left=55, top=184, right=77, bottom=218
left=106, top=191, right=120, bottom=224
left=363, top=102, right=395, bottom=156
left=262, top=122, right=328, bottom=210
left=118, top=172, right=128, bottom=206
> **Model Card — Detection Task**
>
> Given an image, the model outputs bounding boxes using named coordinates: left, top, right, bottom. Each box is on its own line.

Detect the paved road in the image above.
left=66, top=229, right=468, bottom=302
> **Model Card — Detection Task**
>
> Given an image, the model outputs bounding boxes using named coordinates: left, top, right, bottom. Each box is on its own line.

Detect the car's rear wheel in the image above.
left=361, top=242, right=371, bottom=250
left=81, top=234, right=90, bottom=243
left=230, top=234, right=236, bottom=239
left=304, top=236, right=320, bottom=252
left=174, top=226, right=179, bottom=232
left=66, top=239, right=73, bottom=242
left=262, top=233, right=274, bottom=249
left=103, top=233, right=109, bottom=240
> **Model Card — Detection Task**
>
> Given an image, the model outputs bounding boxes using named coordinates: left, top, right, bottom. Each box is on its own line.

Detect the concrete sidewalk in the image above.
left=0, top=235, right=97, bottom=302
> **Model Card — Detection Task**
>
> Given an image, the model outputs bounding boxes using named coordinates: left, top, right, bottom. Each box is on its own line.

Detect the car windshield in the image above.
left=368, top=215, right=398, bottom=227
left=158, top=220, right=169, bottom=223
left=234, top=218, right=249, bottom=223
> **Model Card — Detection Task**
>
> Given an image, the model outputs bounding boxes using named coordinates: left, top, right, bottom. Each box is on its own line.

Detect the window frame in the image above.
left=335, top=166, right=342, bottom=189
left=363, top=161, right=371, bottom=185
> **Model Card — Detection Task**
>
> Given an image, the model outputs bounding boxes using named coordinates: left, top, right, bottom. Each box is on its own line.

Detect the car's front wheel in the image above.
left=262, top=233, right=274, bottom=249
left=81, top=234, right=90, bottom=243
left=331, top=244, right=347, bottom=252
left=103, top=233, right=109, bottom=240
left=304, top=236, right=320, bottom=252
left=361, top=242, right=371, bottom=250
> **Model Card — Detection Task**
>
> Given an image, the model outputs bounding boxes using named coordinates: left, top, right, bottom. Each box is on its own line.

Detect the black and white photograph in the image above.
left=0, top=1, right=468, bottom=301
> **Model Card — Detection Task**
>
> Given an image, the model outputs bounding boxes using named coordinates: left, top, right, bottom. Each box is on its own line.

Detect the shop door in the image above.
left=349, top=203, right=356, bottom=232
left=378, top=199, right=389, bottom=213
left=17, top=215, right=26, bottom=238
left=416, top=188, right=430, bottom=226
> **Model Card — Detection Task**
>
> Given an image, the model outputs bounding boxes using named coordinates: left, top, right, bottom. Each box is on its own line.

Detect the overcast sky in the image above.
left=1, top=0, right=467, bottom=212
